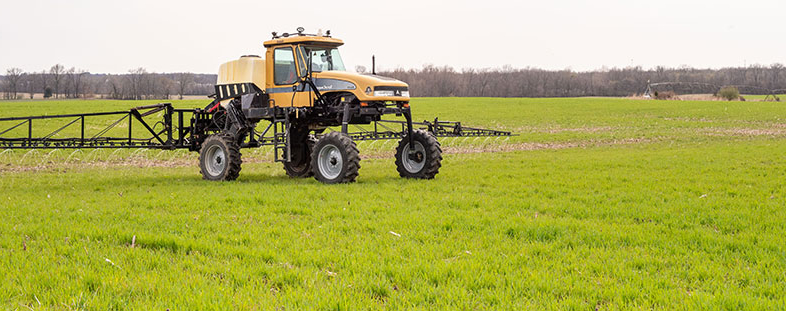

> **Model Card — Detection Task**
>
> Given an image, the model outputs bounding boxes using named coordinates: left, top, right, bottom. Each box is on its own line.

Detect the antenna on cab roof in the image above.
left=271, top=27, right=332, bottom=39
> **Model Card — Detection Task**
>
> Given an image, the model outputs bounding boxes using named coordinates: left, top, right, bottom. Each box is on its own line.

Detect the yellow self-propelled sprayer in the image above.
left=0, top=28, right=511, bottom=183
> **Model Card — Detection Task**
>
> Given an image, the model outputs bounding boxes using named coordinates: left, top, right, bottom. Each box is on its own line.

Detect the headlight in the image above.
left=372, top=89, right=409, bottom=97
left=373, top=90, right=395, bottom=97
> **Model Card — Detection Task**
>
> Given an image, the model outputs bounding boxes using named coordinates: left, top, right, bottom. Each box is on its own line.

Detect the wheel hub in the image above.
left=205, top=144, right=226, bottom=176
left=318, top=144, right=343, bottom=180
left=401, top=141, right=426, bottom=173
left=408, top=151, right=424, bottom=162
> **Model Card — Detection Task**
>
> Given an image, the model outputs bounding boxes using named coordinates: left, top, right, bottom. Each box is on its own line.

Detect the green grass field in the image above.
left=1, top=97, right=786, bottom=309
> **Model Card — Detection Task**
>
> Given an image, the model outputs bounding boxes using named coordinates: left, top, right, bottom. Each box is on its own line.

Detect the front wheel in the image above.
left=311, top=132, right=360, bottom=184
left=395, top=129, right=442, bottom=179
left=199, top=133, right=242, bottom=181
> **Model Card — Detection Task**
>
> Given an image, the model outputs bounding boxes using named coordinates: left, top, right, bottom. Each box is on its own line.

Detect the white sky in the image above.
left=0, top=0, right=783, bottom=74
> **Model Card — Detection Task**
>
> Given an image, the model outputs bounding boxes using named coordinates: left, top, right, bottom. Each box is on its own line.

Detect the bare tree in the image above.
left=175, top=72, right=193, bottom=100
left=769, top=63, right=783, bottom=89
left=64, top=67, right=75, bottom=98
left=81, top=75, right=94, bottom=99
left=127, top=68, right=148, bottom=100
left=477, top=68, right=493, bottom=97
left=5, top=68, right=24, bottom=99
left=141, top=70, right=155, bottom=99
left=106, top=75, right=124, bottom=99
left=74, top=69, right=88, bottom=98
left=35, top=70, right=50, bottom=97
left=24, top=73, right=35, bottom=99
left=50, top=64, right=65, bottom=98
left=3, top=62, right=786, bottom=100
left=749, top=64, right=764, bottom=86
left=159, top=76, right=175, bottom=100
left=66, top=67, right=88, bottom=98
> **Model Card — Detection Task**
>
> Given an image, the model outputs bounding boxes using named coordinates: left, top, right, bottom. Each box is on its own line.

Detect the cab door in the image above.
left=266, top=45, right=311, bottom=107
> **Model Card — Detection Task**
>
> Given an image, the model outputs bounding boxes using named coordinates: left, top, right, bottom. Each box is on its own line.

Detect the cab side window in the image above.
left=274, top=47, right=297, bottom=85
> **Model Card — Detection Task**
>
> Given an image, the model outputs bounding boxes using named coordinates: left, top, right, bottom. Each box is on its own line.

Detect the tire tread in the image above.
left=199, top=133, right=242, bottom=181
left=311, top=132, right=360, bottom=184
left=395, top=129, right=442, bottom=179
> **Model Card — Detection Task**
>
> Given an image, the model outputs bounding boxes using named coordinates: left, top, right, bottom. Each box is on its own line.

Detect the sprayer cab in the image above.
left=215, top=28, right=410, bottom=112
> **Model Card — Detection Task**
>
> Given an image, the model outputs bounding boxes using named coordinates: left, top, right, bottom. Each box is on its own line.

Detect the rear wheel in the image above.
left=395, top=129, right=441, bottom=179
left=283, top=131, right=316, bottom=178
left=199, top=133, right=242, bottom=181
left=311, top=132, right=360, bottom=184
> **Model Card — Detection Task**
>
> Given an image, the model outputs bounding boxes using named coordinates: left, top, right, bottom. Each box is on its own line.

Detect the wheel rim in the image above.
left=205, top=144, right=226, bottom=176
left=401, top=141, right=426, bottom=173
left=318, top=144, right=343, bottom=180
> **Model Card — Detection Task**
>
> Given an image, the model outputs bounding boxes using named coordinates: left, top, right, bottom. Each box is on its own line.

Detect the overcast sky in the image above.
left=1, top=0, right=783, bottom=74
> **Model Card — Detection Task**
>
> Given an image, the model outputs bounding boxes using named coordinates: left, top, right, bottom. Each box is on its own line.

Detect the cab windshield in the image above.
left=299, top=46, right=346, bottom=73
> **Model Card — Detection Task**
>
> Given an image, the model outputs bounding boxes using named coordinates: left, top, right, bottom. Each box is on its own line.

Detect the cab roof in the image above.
left=263, top=36, right=344, bottom=48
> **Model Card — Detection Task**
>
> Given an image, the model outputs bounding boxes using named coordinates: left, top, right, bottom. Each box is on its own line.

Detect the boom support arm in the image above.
left=0, top=103, right=512, bottom=150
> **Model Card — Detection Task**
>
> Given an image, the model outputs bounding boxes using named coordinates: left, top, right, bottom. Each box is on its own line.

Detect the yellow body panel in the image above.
left=314, top=71, right=409, bottom=102
left=268, top=89, right=312, bottom=108
left=264, top=45, right=313, bottom=108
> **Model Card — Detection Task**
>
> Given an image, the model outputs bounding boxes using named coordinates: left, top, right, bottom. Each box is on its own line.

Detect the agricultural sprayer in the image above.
left=0, top=28, right=511, bottom=183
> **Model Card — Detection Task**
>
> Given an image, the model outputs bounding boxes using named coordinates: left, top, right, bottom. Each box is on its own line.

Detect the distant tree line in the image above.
left=0, top=65, right=216, bottom=100
left=375, top=64, right=786, bottom=97
left=3, top=63, right=786, bottom=99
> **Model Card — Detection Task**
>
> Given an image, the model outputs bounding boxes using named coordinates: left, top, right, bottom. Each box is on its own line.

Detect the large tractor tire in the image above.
left=199, top=133, right=242, bottom=181
left=283, top=134, right=317, bottom=178
left=311, top=132, right=360, bottom=184
left=395, top=129, right=442, bottom=179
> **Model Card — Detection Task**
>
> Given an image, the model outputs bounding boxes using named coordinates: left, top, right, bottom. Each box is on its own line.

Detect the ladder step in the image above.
left=271, top=113, right=291, bottom=163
